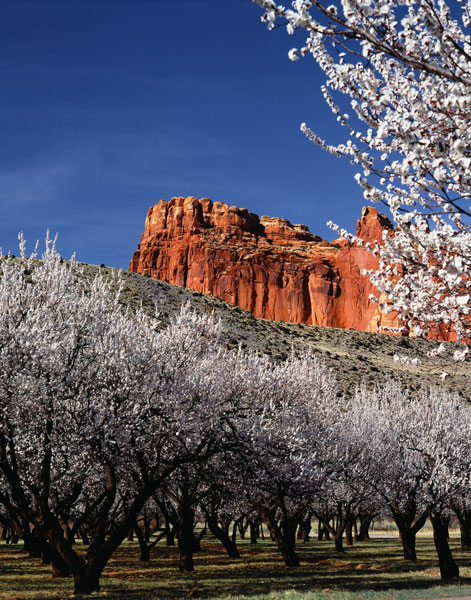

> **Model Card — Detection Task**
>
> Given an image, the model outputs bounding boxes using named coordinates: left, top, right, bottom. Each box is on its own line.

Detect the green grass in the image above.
left=3, top=532, right=471, bottom=599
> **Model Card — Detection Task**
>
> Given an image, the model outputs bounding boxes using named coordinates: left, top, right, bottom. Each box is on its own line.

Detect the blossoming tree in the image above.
left=253, top=0, right=471, bottom=353
left=0, top=239, right=253, bottom=594
left=349, top=381, right=471, bottom=578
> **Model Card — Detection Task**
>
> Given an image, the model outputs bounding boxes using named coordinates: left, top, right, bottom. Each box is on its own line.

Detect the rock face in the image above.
left=129, top=196, right=402, bottom=333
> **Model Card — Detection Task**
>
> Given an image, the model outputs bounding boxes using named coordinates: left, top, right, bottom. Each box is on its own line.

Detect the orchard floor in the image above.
left=2, top=534, right=471, bottom=600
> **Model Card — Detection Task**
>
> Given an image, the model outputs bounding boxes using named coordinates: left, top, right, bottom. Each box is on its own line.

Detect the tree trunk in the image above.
left=353, top=519, right=359, bottom=542
left=451, top=505, right=471, bottom=550
left=73, top=568, right=101, bottom=595
left=458, top=515, right=471, bottom=549
left=263, top=512, right=299, bottom=567
left=281, top=517, right=297, bottom=556
left=24, top=530, right=42, bottom=558
left=318, top=519, right=331, bottom=541
left=320, top=515, right=348, bottom=553
left=429, top=511, right=459, bottom=580
left=345, top=518, right=353, bottom=546
left=334, top=529, right=345, bottom=553
left=143, top=516, right=150, bottom=543
left=296, top=524, right=303, bottom=540
left=237, top=519, right=248, bottom=540
left=206, top=518, right=240, bottom=559
left=358, top=516, right=372, bottom=541
left=166, top=524, right=176, bottom=546
left=176, top=505, right=198, bottom=573
left=134, top=523, right=151, bottom=562
left=398, top=526, right=418, bottom=561
left=249, top=521, right=258, bottom=544
left=392, top=509, right=427, bottom=561
left=62, top=523, right=75, bottom=545
left=317, top=520, right=324, bottom=541
left=297, top=516, right=311, bottom=543
left=25, top=529, right=70, bottom=576
left=79, top=527, right=89, bottom=546
left=51, top=557, right=71, bottom=578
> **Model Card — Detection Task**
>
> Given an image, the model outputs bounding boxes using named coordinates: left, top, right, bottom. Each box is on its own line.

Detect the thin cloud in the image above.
left=0, top=62, right=240, bottom=100
left=0, top=160, right=78, bottom=208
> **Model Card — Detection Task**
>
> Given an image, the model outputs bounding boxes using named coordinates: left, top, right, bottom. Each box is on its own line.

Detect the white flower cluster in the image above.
left=254, top=0, right=471, bottom=360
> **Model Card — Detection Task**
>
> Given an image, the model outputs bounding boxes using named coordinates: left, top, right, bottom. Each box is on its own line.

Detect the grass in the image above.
left=3, top=531, right=471, bottom=599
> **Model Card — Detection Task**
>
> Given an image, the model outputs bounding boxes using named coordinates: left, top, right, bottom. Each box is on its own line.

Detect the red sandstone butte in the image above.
left=129, top=196, right=402, bottom=333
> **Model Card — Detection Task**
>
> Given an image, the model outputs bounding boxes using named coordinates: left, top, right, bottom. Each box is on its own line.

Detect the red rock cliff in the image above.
left=129, top=196, right=400, bottom=333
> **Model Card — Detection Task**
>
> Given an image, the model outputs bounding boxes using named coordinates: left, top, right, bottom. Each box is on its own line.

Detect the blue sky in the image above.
left=0, top=0, right=365, bottom=269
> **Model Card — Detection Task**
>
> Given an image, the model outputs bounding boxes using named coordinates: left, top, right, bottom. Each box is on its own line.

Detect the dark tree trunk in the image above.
left=134, top=523, right=151, bottom=562
left=399, top=527, right=418, bottom=561
left=143, top=516, right=150, bottom=543
left=166, top=523, right=176, bottom=546
left=24, top=528, right=70, bottom=576
left=334, top=529, right=345, bottom=553
left=24, top=531, right=42, bottom=558
left=319, top=512, right=349, bottom=554
left=154, top=496, right=178, bottom=546
left=296, top=524, right=303, bottom=540
left=317, top=520, right=324, bottom=541
left=358, top=516, right=372, bottom=541
left=206, top=518, right=240, bottom=559
left=51, top=556, right=71, bottom=578
left=62, top=523, right=75, bottom=545
left=317, top=505, right=352, bottom=553
left=456, top=511, right=471, bottom=550
left=73, top=568, right=101, bottom=595
left=353, top=519, right=359, bottom=542
left=345, top=518, right=353, bottom=546
left=392, top=508, right=427, bottom=561
left=263, top=512, right=299, bottom=567
left=249, top=521, right=258, bottom=544
left=79, top=527, right=89, bottom=546
left=179, top=551, right=194, bottom=573
left=237, top=519, right=248, bottom=540
left=281, top=517, right=297, bottom=555
left=442, top=516, right=451, bottom=541
left=176, top=504, right=198, bottom=573
left=451, top=502, right=471, bottom=550
left=321, top=520, right=331, bottom=541
left=429, top=511, right=459, bottom=580
left=297, top=516, right=311, bottom=543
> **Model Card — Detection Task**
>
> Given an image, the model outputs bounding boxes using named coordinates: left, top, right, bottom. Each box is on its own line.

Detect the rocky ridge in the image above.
left=129, top=196, right=400, bottom=334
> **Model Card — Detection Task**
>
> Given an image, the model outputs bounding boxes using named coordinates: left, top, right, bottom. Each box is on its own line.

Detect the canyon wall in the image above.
left=129, top=196, right=401, bottom=333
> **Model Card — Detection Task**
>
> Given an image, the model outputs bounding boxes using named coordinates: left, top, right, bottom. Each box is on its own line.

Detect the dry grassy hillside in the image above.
left=83, top=263, right=471, bottom=399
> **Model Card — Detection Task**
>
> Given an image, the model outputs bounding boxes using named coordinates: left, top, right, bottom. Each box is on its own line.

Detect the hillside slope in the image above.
left=81, top=263, right=471, bottom=399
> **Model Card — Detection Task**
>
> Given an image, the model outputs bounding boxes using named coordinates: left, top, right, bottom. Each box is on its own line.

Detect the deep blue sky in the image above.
left=0, top=0, right=365, bottom=268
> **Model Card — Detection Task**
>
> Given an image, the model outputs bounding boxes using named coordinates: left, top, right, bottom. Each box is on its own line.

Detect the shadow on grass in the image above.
left=3, top=536, right=471, bottom=599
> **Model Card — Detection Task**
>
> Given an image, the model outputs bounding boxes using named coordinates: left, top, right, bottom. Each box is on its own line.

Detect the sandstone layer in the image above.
left=129, top=196, right=402, bottom=333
